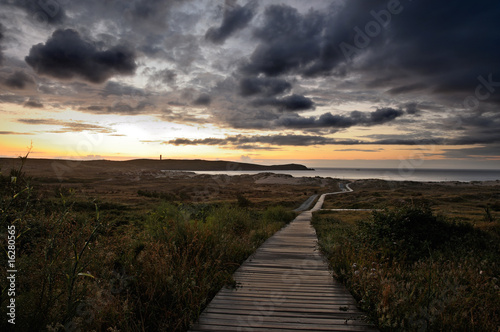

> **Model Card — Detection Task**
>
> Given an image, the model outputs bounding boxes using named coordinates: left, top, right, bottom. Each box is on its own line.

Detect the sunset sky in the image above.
left=0, top=0, right=499, bottom=168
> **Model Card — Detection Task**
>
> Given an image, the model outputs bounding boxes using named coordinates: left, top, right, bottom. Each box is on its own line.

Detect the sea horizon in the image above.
left=189, top=167, right=500, bottom=183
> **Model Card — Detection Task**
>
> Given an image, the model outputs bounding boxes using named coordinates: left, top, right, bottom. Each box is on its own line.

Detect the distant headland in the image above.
left=130, top=159, right=314, bottom=171
left=0, top=157, right=313, bottom=174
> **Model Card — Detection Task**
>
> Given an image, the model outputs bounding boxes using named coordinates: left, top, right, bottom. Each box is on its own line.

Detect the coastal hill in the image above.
left=124, top=159, right=313, bottom=171
left=0, top=158, right=312, bottom=179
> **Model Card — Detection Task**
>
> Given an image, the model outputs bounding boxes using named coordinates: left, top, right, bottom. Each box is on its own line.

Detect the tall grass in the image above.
left=312, top=206, right=500, bottom=331
left=0, top=163, right=295, bottom=331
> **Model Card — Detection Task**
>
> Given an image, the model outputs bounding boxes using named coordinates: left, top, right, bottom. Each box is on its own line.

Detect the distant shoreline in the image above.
left=0, top=157, right=313, bottom=172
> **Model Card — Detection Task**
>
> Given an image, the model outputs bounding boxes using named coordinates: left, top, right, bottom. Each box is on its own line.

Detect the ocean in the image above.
left=191, top=168, right=500, bottom=182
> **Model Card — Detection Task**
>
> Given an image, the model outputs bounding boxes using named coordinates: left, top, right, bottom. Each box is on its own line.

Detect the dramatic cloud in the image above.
left=25, top=29, right=137, bottom=83
left=241, top=4, right=328, bottom=77
left=251, top=94, right=314, bottom=111
left=193, top=94, right=211, bottom=106
left=205, top=1, right=257, bottom=44
left=272, top=108, right=404, bottom=130
left=239, top=77, right=291, bottom=97
left=4, top=71, right=34, bottom=89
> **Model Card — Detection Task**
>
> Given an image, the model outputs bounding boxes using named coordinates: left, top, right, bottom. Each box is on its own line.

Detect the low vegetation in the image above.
left=0, top=158, right=295, bottom=331
left=313, top=205, right=500, bottom=331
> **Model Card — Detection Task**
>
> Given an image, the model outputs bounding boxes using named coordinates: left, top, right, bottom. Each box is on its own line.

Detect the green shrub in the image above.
left=359, top=205, right=473, bottom=262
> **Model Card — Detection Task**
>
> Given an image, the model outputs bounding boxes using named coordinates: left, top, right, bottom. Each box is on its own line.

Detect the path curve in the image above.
left=311, top=183, right=353, bottom=212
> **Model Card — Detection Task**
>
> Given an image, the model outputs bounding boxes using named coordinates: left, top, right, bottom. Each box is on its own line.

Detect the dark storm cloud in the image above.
left=205, top=1, right=257, bottom=44
left=4, top=71, right=34, bottom=89
left=241, top=1, right=500, bottom=95
left=25, top=29, right=137, bottom=84
left=366, top=2, right=500, bottom=93
left=336, top=0, right=500, bottom=101
left=274, top=107, right=404, bottom=130
left=239, top=77, right=291, bottom=97
left=241, top=4, right=327, bottom=77
left=368, top=107, right=404, bottom=124
left=251, top=94, right=314, bottom=111
left=192, top=94, right=211, bottom=106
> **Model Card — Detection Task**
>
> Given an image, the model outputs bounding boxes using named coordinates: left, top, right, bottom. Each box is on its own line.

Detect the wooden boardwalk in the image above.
left=189, top=190, right=378, bottom=332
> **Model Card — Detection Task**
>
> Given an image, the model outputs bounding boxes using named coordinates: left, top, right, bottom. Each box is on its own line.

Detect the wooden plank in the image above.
left=209, top=298, right=358, bottom=310
left=200, top=302, right=361, bottom=316
left=218, top=288, right=354, bottom=298
left=197, top=316, right=374, bottom=328
left=202, top=307, right=363, bottom=319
